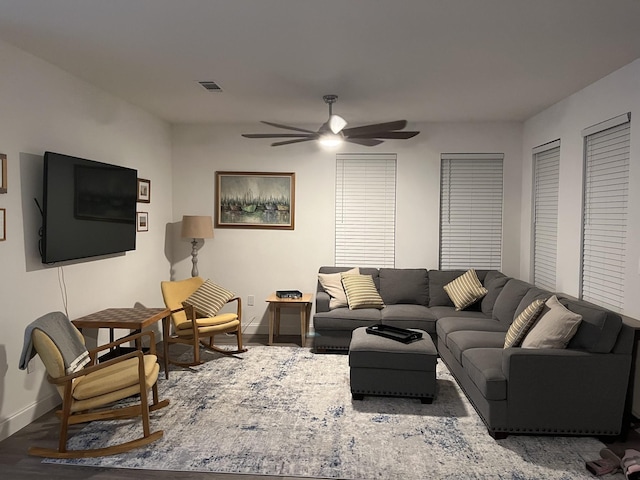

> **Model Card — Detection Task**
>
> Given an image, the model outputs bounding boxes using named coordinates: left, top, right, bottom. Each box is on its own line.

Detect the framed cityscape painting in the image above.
left=215, top=171, right=295, bottom=229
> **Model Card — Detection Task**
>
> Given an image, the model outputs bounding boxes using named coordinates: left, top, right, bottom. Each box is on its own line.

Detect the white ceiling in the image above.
left=1, top=0, right=640, bottom=127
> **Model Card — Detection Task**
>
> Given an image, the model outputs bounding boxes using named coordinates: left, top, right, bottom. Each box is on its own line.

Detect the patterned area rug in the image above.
left=46, top=346, right=605, bottom=479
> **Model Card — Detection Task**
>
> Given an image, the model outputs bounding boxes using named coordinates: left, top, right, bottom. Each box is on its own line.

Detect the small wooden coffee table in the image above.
left=265, top=293, right=313, bottom=346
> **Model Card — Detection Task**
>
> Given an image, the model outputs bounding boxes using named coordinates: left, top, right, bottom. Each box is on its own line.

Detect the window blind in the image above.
left=335, top=154, right=396, bottom=268
left=439, top=153, right=504, bottom=270
left=532, top=141, right=560, bottom=291
left=581, top=114, right=631, bottom=312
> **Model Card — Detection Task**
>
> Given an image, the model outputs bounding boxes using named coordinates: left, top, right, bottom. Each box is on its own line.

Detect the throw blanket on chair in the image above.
left=19, top=311, right=91, bottom=374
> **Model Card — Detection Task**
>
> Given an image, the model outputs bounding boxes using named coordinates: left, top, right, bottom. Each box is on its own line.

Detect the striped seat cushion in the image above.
left=182, top=280, right=236, bottom=319
left=503, top=298, right=546, bottom=348
left=443, top=269, right=488, bottom=311
left=341, top=274, right=385, bottom=310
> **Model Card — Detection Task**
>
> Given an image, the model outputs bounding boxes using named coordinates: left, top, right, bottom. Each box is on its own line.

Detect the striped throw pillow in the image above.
left=341, top=274, right=385, bottom=310
left=182, top=280, right=236, bottom=318
left=443, top=269, right=488, bottom=311
left=503, top=298, right=546, bottom=348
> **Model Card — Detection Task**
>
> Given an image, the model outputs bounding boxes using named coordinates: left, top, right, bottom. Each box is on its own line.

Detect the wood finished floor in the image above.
left=5, top=333, right=640, bottom=479
left=0, top=334, right=312, bottom=480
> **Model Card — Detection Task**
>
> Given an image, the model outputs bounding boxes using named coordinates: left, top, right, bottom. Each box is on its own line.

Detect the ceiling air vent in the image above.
left=198, top=80, right=223, bottom=93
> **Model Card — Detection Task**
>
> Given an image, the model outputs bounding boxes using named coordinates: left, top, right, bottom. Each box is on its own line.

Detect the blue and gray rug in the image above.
left=46, top=346, right=604, bottom=479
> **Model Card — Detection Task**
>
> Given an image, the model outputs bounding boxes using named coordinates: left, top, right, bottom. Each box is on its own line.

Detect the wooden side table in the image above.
left=265, top=293, right=313, bottom=347
left=72, top=307, right=171, bottom=379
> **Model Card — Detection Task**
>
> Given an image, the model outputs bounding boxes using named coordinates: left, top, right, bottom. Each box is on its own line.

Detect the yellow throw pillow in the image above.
left=443, top=269, right=488, bottom=311
left=182, top=279, right=236, bottom=318
left=503, top=298, right=546, bottom=348
left=341, top=274, right=385, bottom=310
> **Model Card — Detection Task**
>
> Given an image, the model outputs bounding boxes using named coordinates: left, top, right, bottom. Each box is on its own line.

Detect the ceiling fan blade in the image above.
left=348, top=131, right=420, bottom=140
left=242, top=133, right=313, bottom=138
left=342, top=120, right=408, bottom=137
left=345, top=137, right=384, bottom=147
left=271, top=137, right=317, bottom=147
left=261, top=121, right=316, bottom=134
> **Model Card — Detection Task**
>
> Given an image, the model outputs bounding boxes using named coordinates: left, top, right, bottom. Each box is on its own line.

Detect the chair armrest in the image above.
left=48, top=348, right=147, bottom=385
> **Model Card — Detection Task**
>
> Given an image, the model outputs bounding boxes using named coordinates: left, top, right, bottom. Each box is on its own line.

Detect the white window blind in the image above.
left=581, top=114, right=631, bottom=312
left=439, top=153, right=504, bottom=270
left=335, top=154, right=396, bottom=268
left=532, top=141, right=560, bottom=291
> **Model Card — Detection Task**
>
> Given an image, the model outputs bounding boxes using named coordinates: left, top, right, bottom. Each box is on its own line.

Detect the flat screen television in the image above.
left=41, top=151, right=137, bottom=263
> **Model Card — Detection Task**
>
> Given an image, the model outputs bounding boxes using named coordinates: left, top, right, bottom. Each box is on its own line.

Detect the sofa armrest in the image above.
left=502, top=348, right=632, bottom=432
left=316, top=291, right=331, bottom=313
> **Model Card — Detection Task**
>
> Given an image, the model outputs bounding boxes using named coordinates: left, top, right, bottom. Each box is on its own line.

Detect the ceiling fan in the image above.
left=241, top=95, right=420, bottom=147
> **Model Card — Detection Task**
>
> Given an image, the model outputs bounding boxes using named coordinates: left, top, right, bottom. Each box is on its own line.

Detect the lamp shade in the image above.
left=181, top=215, right=214, bottom=239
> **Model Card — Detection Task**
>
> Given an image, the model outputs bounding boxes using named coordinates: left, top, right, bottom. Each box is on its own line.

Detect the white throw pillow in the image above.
left=521, top=295, right=582, bottom=349
left=318, top=267, right=359, bottom=309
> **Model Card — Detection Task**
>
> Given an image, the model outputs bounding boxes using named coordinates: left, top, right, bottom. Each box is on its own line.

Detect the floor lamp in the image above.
left=181, top=215, right=214, bottom=277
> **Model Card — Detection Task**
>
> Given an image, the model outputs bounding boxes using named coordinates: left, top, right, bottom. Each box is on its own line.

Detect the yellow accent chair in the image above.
left=160, top=276, right=247, bottom=367
left=29, top=327, right=169, bottom=458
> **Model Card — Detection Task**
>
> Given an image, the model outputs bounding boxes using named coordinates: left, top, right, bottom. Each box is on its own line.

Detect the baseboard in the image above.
left=0, top=392, right=60, bottom=442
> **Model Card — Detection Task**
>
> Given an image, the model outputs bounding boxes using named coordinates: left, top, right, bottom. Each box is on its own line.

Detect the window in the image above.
left=335, top=154, right=396, bottom=267
left=439, top=153, right=504, bottom=270
left=532, top=141, right=560, bottom=291
left=581, top=113, right=631, bottom=312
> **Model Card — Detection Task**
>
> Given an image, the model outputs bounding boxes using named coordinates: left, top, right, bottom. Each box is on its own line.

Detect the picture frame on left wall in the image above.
left=137, top=178, right=151, bottom=203
left=0, top=153, right=7, bottom=194
left=0, top=208, right=5, bottom=241
left=137, top=211, right=149, bottom=232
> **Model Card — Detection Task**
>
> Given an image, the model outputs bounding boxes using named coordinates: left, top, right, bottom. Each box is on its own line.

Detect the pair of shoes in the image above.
left=586, top=448, right=621, bottom=476
left=622, top=449, right=640, bottom=480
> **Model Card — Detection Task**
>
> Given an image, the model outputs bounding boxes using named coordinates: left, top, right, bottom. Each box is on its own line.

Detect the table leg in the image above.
left=300, top=305, right=306, bottom=347
left=162, top=315, right=170, bottom=379
left=268, top=304, right=275, bottom=345
left=275, top=306, right=281, bottom=337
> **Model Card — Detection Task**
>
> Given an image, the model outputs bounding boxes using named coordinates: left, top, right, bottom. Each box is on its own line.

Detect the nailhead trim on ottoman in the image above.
left=348, top=327, right=437, bottom=403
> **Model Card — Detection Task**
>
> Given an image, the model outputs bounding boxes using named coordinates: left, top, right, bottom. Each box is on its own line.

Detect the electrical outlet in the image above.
left=248, top=295, right=255, bottom=306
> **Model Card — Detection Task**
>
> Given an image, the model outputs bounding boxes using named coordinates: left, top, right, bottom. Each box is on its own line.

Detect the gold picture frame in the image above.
left=215, top=171, right=295, bottom=229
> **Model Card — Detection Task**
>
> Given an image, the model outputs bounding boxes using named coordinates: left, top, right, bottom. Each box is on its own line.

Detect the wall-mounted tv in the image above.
left=41, top=151, right=137, bottom=264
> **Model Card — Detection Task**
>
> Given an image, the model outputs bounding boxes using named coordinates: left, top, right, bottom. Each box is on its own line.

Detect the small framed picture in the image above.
left=0, top=153, right=7, bottom=194
left=136, top=211, right=149, bottom=232
left=0, top=208, right=5, bottom=241
left=137, top=178, right=151, bottom=203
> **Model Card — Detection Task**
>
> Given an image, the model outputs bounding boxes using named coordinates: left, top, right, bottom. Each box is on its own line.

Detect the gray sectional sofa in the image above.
left=313, top=266, right=635, bottom=439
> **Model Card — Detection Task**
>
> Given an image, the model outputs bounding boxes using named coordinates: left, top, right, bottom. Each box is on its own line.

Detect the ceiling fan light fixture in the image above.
left=328, top=114, right=347, bottom=134
left=318, top=132, right=344, bottom=148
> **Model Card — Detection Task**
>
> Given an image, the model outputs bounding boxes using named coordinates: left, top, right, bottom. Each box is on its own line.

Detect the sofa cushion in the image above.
left=429, top=306, right=489, bottom=320
left=443, top=269, right=488, bottom=311
left=313, top=308, right=381, bottom=331
left=378, top=268, right=429, bottom=306
left=521, top=295, right=582, bottom=349
left=461, top=348, right=507, bottom=401
left=341, top=274, right=385, bottom=310
left=437, top=317, right=508, bottom=346
left=318, top=267, right=359, bottom=309
left=503, top=299, right=546, bottom=348
left=492, top=279, right=534, bottom=326
left=318, top=267, right=380, bottom=290
left=560, top=297, right=623, bottom=353
left=513, top=287, right=552, bottom=319
left=447, top=330, right=506, bottom=363
left=481, top=272, right=510, bottom=317
left=380, top=304, right=437, bottom=333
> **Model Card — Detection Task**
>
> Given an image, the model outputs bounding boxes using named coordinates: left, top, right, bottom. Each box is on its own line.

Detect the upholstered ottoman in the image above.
left=348, top=327, right=437, bottom=404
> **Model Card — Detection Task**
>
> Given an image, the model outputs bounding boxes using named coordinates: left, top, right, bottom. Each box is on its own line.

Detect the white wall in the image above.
left=171, top=121, right=523, bottom=335
left=521, top=58, right=640, bottom=318
left=0, top=40, right=173, bottom=440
